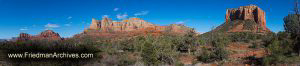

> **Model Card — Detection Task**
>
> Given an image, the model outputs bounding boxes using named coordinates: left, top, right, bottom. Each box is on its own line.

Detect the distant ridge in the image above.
left=16, top=30, right=62, bottom=41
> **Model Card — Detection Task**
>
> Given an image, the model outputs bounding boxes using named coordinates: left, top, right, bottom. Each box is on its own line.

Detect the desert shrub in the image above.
left=267, top=39, right=286, bottom=55
left=132, top=36, right=149, bottom=53
left=117, top=53, right=137, bottom=66
left=211, top=35, right=229, bottom=60
left=266, top=32, right=293, bottom=55
left=283, top=14, right=300, bottom=55
left=284, top=14, right=300, bottom=37
left=174, top=29, right=199, bottom=54
left=262, top=31, right=297, bottom=65
left=155, top=36, right=178, bottom=64
left=197, top=48, right=213, bottom=63
left=138, top=35, right=180, bottom=65
left=119, top=39, right=135, bottom=52
left=261, top=32, right=276, bottom=47
left=197, top=33, right=229, bottom=63
left=229, top=32, right=262, bottom=43
left=141, top=38, right=160, bottom=66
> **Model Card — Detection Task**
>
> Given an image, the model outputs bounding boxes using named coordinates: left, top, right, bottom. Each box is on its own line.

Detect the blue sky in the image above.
left=0, top=0, right=295, bottom=39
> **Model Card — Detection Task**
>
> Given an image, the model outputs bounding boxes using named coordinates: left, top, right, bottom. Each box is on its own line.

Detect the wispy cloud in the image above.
left=116, top=13, right=128, bottom=20
left=20, top=27, right=28, bottom=31
left=134, top=11, right=149, bottom=16
left=64, top=21, right=73, bottom=27
left=175, top=21, right=185, bottom=24
left=102, top=15, right=109, bottom=18
left=64, top=24, right=71, bottom=26
left=67, top=16, right=72, bottom=19
left=174, top=20, right=189, bottom=24
left=45, top=23, right=60, bottom=28
left=114, top=8, right=119, bottom=11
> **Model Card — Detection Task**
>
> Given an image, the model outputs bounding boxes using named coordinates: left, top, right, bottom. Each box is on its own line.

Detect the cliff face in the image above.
left=79, top=17, right=194, bottom=38
left=88, top=17, right=191, bottom=33
left=17, top=30, right=61, bottom=41
left=38, top=30, right=61, bottom=40
left=17, top=33, right=32, bottom=41
left=224, top=5, right=270, bottom=32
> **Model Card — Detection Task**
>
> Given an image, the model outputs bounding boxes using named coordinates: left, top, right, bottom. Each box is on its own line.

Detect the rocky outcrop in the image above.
left=16, top=30, right=61, bottom=41
left=224, top=5, right=270, bottom=32
left=38, top=30, right=61, bottom=40
left=88, top=17, right=192, bottom=33
left=17, top=33, right=32, bottom=41
left=78, top=17, right=194, bottom=39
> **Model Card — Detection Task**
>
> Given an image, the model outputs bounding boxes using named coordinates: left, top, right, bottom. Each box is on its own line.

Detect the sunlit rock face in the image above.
left=38, top=30, right=61, bottom=40
left=17, top=33, right=32, bottom=41
left=88, top=17, right=192, bottom=33
left=78, top=17, right=195, bottom=38
left=17, top=30, right=61, bottom=41
left=224, top=5, right=270, bottom=32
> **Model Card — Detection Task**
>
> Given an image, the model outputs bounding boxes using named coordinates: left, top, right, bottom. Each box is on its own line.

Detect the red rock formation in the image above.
left=16, top=30, right=61, bottom=41
left=17, top=33, right=32, bottom=41
left=79, top=17, right=194, bottom=39
left=225, top=5, right=269, bottom=32
left=88, top=17, right=192, bottom=33
left=36, top=30, right=61, bottom=40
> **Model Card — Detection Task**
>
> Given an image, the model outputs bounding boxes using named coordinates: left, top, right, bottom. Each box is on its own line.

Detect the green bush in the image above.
left=211, top=35, right=229, bottom=61
left=117, top=53, right=137, bottom=66
left=141, top=38, right=160, bottom=66
left=284, top=14, right=300, bottom=37
left=197, top=48, right=213, bottom=63
left=262, top=31, right=298, bottom=65
left=197, top=34, right=229, bottom=63
left=229, top=32, right=262, bottom=43
left=283, top=14, right=300, bottom=55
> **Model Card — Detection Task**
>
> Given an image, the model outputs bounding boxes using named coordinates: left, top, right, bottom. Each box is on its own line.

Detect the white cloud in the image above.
left=134, top=11, right=149, bottom=16
left=64, top=21, right=72, bottom=27
left=174, top=20, right=189, bottom=24
left=114, top=8, right=119, bottom=11
left=175, top=21, right=185, bottom=24
left=116, top=13, right=128, bottom=20
left=45, top=23, right=60, bottom=28
left=102, top=15, right=109, bottom=18
left=67, top=16, right=72, bottom=19
left=20, top=27, right=28, bottom=31
left=20, top=28, right=28, bottom=30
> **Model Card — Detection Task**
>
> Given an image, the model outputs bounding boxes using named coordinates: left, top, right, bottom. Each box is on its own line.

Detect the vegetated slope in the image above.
left=212, top=20, right=270, bottom=33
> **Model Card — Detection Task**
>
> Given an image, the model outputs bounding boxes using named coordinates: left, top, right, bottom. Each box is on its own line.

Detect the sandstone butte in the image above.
left=223, top=4, right=270, bottom=33
left=17, top=30, right=62, bottom=41
left=88, top=17, right=192, bottom=32
left=77, top=17, right=194, bottom=38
